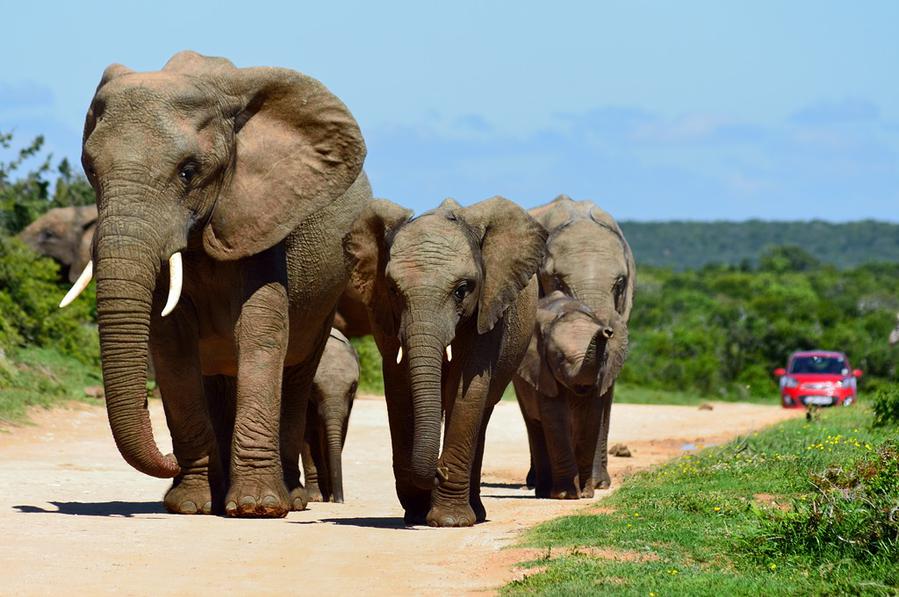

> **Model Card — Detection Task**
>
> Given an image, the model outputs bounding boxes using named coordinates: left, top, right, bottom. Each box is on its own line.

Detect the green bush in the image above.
left=350, top=335, right=384, bottom=394
left=872, top=385, right=899, bottom=428
left=752, top=441, right=899, bottom=563
left=0, top=236, right=98, bottom=364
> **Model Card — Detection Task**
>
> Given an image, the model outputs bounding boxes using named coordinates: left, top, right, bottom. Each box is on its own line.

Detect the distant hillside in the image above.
left=618, top=220, right=899, bottom=269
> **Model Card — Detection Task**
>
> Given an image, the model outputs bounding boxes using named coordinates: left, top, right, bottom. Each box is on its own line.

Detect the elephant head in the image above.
left=65, top=51, right=365, bottom=479
left=345, top=197, right=545, bottom=490
left=311, top=328, right=359, bottom=503
left=19, top=205, right=97, bottom=283
left=517, top=291, right=625, bottom=397
left=529, top=195, right=634, bottom=394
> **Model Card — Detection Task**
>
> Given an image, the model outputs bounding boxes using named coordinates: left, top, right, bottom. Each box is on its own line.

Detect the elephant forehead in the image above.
left=388, top=219, right=478, bottom=281
left=549, top=222, right=627, bottom=274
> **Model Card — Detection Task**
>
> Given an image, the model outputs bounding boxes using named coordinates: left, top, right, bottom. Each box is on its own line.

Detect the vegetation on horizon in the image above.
left=621, top=219, right=899, bottom=270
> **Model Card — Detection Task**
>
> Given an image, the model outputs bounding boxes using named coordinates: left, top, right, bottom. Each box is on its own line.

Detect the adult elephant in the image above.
left=60, top=51, right=369, bottom=518
left=19, top=205, right=97, bottom=283
left=527, top=195, right=635, bottom=490
left=344, top=197, right=545, bottom=526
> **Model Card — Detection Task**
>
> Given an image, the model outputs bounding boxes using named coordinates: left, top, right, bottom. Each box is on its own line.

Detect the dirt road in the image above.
left=0, top=397, right=799, bottom=595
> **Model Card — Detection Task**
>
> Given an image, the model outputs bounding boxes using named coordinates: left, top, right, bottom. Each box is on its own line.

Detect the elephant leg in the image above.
left=571, top=394, right=602, bottom=498
left=591, top=385, right=615, bottom=490
left=280, top=354, right=324, bottom=512
left=150, top=304, right=222, bottom=515
left=225, top=273, right=291, bottom=518
left=537, top=391, right=580, bottom=499
left=383, top=362, right=432, bottom=525
left=427, top=377, right=489, bottom=527
left=512, top=378, right=539, bottom=489
left=468, top=404, right=494, bottom=523
left=204, top=375, right=236, bottom=487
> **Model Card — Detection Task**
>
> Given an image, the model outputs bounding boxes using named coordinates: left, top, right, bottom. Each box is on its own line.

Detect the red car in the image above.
left=774, top=350, right=862, bottom=408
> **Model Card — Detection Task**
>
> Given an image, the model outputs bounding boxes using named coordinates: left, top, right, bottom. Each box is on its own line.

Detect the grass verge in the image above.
left=504, top=405, right=899, bottom=596
left=0, top=346, right=101, bottom=424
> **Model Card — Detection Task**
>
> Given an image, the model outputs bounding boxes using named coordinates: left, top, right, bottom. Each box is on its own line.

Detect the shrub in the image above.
left=752, top=441, right=899, bottom=562
left=872, top=385, right=899, bottom=428
left=350, top=335, right=384, bottom=394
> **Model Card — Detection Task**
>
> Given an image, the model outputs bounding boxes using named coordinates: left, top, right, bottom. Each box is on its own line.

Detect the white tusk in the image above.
left=160, top=252, right=183, bottom=317
left=446, top=344, right=452, bottom=362
left=59, top=260, right=93, bottom=308
left=396, top=345, right=403, bottom=364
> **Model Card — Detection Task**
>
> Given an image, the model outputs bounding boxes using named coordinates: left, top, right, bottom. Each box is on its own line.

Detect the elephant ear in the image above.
left=461, top=196, right=547, bottom=334
left=164, top=51, right=367, bottom=260
left=343, top=199, right=413, bottom=338
left=516, top=308, right=560, bottom=397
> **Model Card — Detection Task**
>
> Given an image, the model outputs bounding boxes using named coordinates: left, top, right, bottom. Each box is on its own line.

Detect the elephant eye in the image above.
left=613, top=277, right=627, bottom=313
left=453, top=281, right=473, bottom=302
left=178, top=162, right=199, bottom=185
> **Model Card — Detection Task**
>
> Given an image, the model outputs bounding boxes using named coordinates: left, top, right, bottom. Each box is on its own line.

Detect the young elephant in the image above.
left=528, top=195, right=635, bottom=489
left=513, top=292, right=625, bottom=498
left=303, top=328, right=359, bottom=503
left=344, top=197, right=545, bottom=526
left=60, top=51, right=369, bottom=518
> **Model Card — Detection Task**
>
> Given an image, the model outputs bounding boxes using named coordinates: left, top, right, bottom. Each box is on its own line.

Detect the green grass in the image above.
left=0, top=346, right=101, bottom=424
left=504, top=404, right=899, bottom=596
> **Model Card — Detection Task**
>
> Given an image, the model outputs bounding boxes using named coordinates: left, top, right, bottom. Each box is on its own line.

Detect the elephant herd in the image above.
left=25, top=52, right=634, bottom=527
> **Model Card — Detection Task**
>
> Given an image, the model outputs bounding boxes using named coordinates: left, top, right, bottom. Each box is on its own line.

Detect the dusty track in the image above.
left=0, top=397, right=799, bottom=595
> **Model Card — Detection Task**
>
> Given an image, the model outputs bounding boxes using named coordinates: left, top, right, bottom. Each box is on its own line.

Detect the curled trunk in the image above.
left=95, top=217, right=179, bottom=478
left=406, top=322, right=444, bottom=491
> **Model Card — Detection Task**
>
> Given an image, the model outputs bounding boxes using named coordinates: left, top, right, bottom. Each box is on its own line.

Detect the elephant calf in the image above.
left=513, top=292, right=626, bottom=499
left=303, top=328, right=359, bottom=503
left=344, top=196, right=545, bottom=526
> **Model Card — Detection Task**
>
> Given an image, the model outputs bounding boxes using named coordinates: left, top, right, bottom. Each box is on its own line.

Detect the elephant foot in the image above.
left=289, top=486, right=309, bottom=511
left=164, top=476, right=214, bottom=515
left=426, top=502, right=477, bottom=527
left=304, top=481, right=324, bottom=503
left=549, top=476, right=582, bottom=500
left=224, top=477, right=290, bottom=518
left=525, top=466, right=536, bottom=489
left=403, top=509, right=429, bottom=527
left=580, top=484, right=596, bottom=499
left=471, top=497, right=487, bottom=523
left=593, top=468, right=612, bottom=490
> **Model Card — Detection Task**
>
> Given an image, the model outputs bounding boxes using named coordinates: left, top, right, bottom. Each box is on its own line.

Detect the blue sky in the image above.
left=1, top=1, right=897, bottom=220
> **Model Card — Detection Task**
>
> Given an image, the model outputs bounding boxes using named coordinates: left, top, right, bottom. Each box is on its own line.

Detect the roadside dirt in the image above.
left=0, top=397, right=800, bottom=595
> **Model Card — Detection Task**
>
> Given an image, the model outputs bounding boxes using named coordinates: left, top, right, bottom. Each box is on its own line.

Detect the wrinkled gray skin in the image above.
left=303, top=328, right=359, bottom=503
left=890, top=314, right=899, bottom=346
left=525, top=195, right=635, bottom=490
left=345, top=197, right=545, bottom=526
left=19, top=205, right=97, bottom=283
left=513, top=292, right=625, bottom=498
left=76, top=51, right=368, bottom=517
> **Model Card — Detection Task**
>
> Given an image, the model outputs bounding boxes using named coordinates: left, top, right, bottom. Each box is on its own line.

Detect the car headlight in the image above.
left=781, top=376, right=798, bottom=388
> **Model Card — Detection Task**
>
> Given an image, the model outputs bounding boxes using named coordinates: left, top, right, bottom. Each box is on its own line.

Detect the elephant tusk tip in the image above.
left=59, top=260, right=94, bottom=308
left=396, top=345, right=403, bottom=364
left=160, top=252, right=183, bottom=317
left=445, top=344, right=452, bottom=362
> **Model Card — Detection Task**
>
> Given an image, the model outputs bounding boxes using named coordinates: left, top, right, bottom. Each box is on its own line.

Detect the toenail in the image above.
left=180, top=501, right=197, bottom=514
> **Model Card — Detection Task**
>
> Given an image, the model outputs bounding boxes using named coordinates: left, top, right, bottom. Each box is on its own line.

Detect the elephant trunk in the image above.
left=323, top=412, right=346, bottom=503
left=406, top=322, right=445, bottom=491
left=95, top=214, right=179, bottom=479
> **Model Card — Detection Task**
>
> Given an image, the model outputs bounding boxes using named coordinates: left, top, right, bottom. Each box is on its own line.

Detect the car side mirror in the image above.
left=773, top=368, right=786, bottom=377
left=853, top=369, right=863, bottom=378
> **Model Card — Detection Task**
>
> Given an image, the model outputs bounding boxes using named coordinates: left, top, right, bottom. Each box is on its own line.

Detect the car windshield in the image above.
left=789, top=356, right=847, bottom=375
